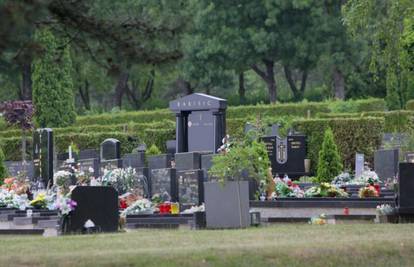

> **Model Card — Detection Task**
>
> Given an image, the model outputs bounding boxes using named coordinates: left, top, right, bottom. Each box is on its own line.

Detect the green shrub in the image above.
left=293, top=117, right=384, bottom=173
left=406, top=99, right=414, bottom=110
left=316, top=128, right=343, bottom=183
left=32, top=28, right=76, bottom=127
left=146, top=144, right=161, bottom=157
left=0, top=146, right=8, bottom=184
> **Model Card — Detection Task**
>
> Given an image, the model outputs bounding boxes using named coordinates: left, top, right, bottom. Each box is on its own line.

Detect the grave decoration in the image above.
left=261, top=131, right=308, bottom=178
left=304, top=183, right=348, bottom=198
left=33, top=128, right=54, bottom=186
left=169, top=93, right=227, bottom=153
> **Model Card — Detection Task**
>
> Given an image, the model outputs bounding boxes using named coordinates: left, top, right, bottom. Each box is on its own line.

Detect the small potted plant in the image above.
left=206, top=132, right=269, bottom=228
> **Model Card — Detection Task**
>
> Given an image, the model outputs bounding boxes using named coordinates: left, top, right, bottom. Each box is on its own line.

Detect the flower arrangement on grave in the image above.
left=352, top=169, right=380, bottom=185
left=54, top=170, right=73, bottom=194
left=376, top=204, right=395, bottom=216
left=309, top=214, right=327, bottom=225
left=121, top=198, right=155, bottom=216
left=181, top=203, right=205, bottom=214
left=1, top=177, right=30, bottom=195
left=305, top=183, right=349, bottom=198
left=271, top=177, right=304, bottom=198
left=74, top=166, right=95, bottom=186
left=358, top=185, right=379, bottom=198
left=0, top=189, right=29, bottom=210
left=119, top=192, right=140, bottom=209
left=29, top=192, right=54, bottom=209
left=101, top=167, right=138, bottom=195
left=54, top=194, right=77, bottom=216
left=331, top=172, right=353, bottom=186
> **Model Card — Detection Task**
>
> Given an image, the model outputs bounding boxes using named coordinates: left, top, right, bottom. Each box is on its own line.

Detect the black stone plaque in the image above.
left=100, top=138, right=121, bottom=161
left=398, top=163, right=414, bottom=213
left=177, top=170, right=204, bottom=205
left=4, top=161, right=34, bottom=179
left=78, top=158, right=100, bottom=178
left=135, top=167, right=150, bottom=198
left=201, top=154, right=215, bottom=180
left=100, top=159, right=123, bottom=176
left=33, top=128, right=54, bottom=186
left=68, top=186, right=118, bottom=233
left=169, top=93, right=227, bottom=154
left=261, top=134, right=307, bottom=178
left=148, top=154, right=172, bottom=170
left=79, top=149, right=99, bottom=160
left=175, top=152, right=201, bottom=171
left=374, top=149, right=399, bottom=180
left=150, top=168, right=177, bottom=202
left=122, top=153, right=145, bottom=169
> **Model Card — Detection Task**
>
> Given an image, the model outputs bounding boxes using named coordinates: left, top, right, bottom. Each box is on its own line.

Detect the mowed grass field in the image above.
left=1, top=224, right=414, bottom=267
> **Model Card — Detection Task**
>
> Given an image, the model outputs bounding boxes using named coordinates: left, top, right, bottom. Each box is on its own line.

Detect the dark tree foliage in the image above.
left=0, top=100, right=34, bottom=130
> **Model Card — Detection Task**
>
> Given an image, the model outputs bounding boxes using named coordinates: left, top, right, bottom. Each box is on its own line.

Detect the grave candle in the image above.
left=69, top=145, right=72, bottom=159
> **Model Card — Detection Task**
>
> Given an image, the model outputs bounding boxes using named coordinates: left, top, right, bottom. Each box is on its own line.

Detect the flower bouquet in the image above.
left=101, top=167, right=138, bottom=194
left=121, top=199, right=155, bottom=216
left=358, top=185, right=379, bottom=198
left=305, top=183, right=348, bottom=198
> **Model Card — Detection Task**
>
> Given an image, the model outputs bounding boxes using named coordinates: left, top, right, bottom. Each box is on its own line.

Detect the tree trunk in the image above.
left=251, top=59, right=277, bottom=103
left=20, top=63, right=32, bottom=100
left=78, top=79, right=91, bottom=110
left=125, top=69, right=155, bottom=110
left=333, top=66, right=345, bottom=100
left=284, top=65, right=308, bottom=101
left=114, top=71, right=129, bottom=108
left=238, top=72, right=246, bottom=104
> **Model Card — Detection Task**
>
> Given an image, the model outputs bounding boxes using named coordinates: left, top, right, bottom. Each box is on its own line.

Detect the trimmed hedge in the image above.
left=317, top=110, right=414, bottom=132
left=327, top=98, right=386, bottom=113
left=293, top=117, right=384, bottom=173
left=1, top=129, right=175, bottom=161
left=0, top=120, right=175, bottom=138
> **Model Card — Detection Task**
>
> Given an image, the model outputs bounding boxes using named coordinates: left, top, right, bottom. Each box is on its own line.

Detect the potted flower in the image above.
left=206, top=133, right=270, bottom=228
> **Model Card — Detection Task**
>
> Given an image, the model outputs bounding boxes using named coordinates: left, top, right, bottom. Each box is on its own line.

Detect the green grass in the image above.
left=0, top=224, right=414, bottom=267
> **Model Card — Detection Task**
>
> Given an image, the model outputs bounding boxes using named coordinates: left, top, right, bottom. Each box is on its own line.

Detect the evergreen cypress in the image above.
left=32, top=28, right=76, bottom=128
left=316, top=128, right=343, bottom=183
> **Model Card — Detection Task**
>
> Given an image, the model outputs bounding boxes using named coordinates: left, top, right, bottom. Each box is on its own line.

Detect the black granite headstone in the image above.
left=33, top=128, right=53, bottom=185
left=397, top=163, right=414, bottom=214
left=78, top=158, right=100, bottom=178
left=148, top=154, right=172, bottom=170
left=100, top=138, right=121, bottom=161
left=177, top=170, right=204, bottom=205
left=261, top=134, right=307, bottom=178
left=150, top=168, right=177, bottom=202
left=170, top=93, right=227, bottom=153
left=201, top=154, right=215, bottom=180
left=100, top=159, right=123, bottom=175
left=122, top=153, right=145, bottom=169
left=68, top=186, right=118, bottom=233
left=79, top=149, right=99, bottom=160
left=166, top=140, right=176, bottom=156
left=4, top=161, right=34, bottom=179
left=374, top=149, right=399, bottom=180
left=175, top=152, right=201, bottom=171
left=135, top=167, right=151, bottom=198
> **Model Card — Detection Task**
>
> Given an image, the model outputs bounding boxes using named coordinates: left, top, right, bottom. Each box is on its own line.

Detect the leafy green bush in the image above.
left=293, top=117, right=384, bottom=173
left=32, top=28, right=76, bottom=127
left=406, top=99, right=414, bottom=110
left=146, top=144, right=161, bottom=157
left=316, top=128, right=343, bottom=183
left=0, top=146, right=8, bottom=184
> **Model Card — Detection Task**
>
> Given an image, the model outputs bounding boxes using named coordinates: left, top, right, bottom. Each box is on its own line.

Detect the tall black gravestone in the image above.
left=68, top=186, right=118, bottom=233
left=177, top=169, right=204, bottom=206
left=397, top=163, right=414, bottom=214
left=150, top=168, right=178, bottom=202
left=169, top=93, right=227, bottom=153
left=33, top=128, right=53, bottom=185
left=100, top=138, right=121, bottom=160
left=261, top=133, right=308, bottom=178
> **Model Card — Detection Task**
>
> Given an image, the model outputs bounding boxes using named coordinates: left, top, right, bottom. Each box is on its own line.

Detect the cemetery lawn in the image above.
left=1, top=224, right=414, bottom=267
